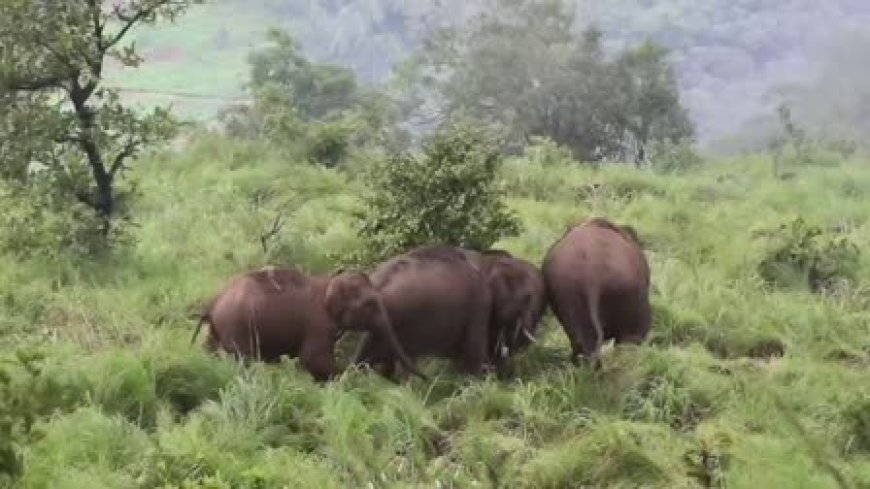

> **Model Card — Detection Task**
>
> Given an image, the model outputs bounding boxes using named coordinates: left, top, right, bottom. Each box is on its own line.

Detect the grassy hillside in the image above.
left=0, top=133, right=868, bottom=487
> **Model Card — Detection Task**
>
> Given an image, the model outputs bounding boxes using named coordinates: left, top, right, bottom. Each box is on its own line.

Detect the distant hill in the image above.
left=106, top=0, right=870, bottom=146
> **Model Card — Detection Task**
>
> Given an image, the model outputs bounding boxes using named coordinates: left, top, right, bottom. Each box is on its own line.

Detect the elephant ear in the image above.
left=323, top=272, right=371, bottom=324
left=323, top=275, right=349, bottom=320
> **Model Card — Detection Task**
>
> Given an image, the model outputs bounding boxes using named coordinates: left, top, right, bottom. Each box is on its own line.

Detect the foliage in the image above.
left=355, top=119, right=522, bottom=263
left=0, top=135, right=867, bottom=486
left=219, top=28, right=406, bottom=167
left=0, top=350, right=46, bottom=481
left=757, top=216, right=861, bottom=293
left=397, top=0, right=694, bottom=163
left=0, top=179, right=132, bottom=259
left=0, top=0, right=199, bottom=246
left=613, top=40, right=696, bottom=166
left=247, top=29, right=360, bottom=123
left=649, top=139, right=704, bottom=174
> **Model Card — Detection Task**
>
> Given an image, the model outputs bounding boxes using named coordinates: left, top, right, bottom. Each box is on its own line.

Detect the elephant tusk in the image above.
left=500, top=345, right=509, bottom=358
left=522, top=328, right=537, bottom=343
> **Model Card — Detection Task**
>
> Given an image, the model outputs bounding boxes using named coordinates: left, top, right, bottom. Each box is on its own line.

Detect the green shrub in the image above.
left=0, top=350, right=44, bottom=480
left=354, top=119, right=522, bottom=263
left=843, top=398, right=870, bottom=455
left=152, top=353, right=236, bottom=416
left=515, top=422, right=683, bottom=487
left=0, top=180, right=135, bottom=260
left=620, top=355, right=715, bottom=431
left=304, top=120, right=352, bottom=168
left=18, top=407, right=152, bottom=489
left=650, top=139, right=704, bottom=174
left=521, top=136, right=576, bottom=167
left=757, top=216, right=861, bottom=293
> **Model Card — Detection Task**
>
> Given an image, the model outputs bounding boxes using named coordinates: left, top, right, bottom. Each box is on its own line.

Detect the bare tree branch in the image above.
left=109, top=139, right=139, bottom=177
left=106, top=1, right=184, bottom=50
left=259, top=211, right=287, bottom=254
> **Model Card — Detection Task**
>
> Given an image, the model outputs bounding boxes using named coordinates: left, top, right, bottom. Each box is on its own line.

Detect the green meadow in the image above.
left=1, top=133, right=868, bottom=488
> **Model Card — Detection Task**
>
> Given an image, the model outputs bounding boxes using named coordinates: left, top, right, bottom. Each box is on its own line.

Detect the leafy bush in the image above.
left=304, top=120, right=352, bottom=168
left=0, top=180, right=135, bottom=259
left=757, top=216, right=861, bottom=293
left=621, top=359, right=714, bottom=431
left=843, top=398, right=870, bottom=454
left=650, top=139, right=704, bottom=174
left=769, top=104, right=848, bottom=177
left=0, top=348, right=89, bottom=480
left=521, top=136, right=576, bottom=167
left=354, top=120, right=522, bottom=263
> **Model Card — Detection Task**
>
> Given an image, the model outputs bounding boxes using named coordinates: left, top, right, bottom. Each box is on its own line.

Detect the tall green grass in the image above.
left=0, top=133, right=868, bottom=488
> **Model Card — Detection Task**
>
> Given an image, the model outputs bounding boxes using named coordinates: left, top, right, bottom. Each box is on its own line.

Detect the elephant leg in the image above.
left=352, top=334, right=398, bottom=381
left=460, top=288, right=493, bottom=376
left=556, top=296, right=602, bottom=370
left=550, top=300, right=583, bottom=364
left=378, top=358, right=400, bottom=382
left=613, top=293, right=652, bottom=346
left=300, top=337, right=339, bottom=384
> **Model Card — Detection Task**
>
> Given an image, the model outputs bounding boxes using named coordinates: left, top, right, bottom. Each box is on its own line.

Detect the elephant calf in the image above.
left=191, top=266, right=424, bottom=382
left=461, top=248, right=548, bottom=369
left=542, top=217, right=651, bottom=368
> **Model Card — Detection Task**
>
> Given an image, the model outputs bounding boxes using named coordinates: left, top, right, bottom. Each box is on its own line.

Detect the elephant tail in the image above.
left=189, top=294, right=219, bottom=346
left=586, top=290, right=604, bottom=354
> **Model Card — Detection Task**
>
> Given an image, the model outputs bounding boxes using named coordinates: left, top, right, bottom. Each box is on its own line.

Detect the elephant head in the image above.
left=323, top=271, right=428, bottom=380
left=475, top=251, right=545, bottom=361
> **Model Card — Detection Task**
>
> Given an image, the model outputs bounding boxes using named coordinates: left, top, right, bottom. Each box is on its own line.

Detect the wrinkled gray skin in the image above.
left=351, top=245, right=494, bottom=380
left=191, top=266, right=425, bottom=383
left=542, top=217, right=651, bottom=369
left=460, top=248, right=548, bottom=370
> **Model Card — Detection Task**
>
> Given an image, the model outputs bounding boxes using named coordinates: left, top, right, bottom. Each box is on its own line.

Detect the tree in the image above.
left=0, top=0, right=202, bottom=241
left=247, top=29, right=359, bottom=123
left=220, top=28, right=408, bottom=166
left=355, top=118, right=521, bottom=263
left=613, top=41, right=695, bottom=166
left=396, top=0, right=694, bottom=163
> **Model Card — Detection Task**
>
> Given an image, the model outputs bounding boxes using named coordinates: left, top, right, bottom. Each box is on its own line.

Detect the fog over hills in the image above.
left=116, top=0, right=870, bottom=149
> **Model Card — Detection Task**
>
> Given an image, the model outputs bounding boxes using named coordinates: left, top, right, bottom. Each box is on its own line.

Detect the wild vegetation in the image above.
left=1, top=0, right=869, bottom=488
left=101, top=0, right=870, bottom=147
left=0, top=132, right=868, bottom=487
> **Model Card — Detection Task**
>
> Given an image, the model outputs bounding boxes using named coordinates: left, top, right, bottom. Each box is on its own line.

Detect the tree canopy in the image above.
left=396, top=0, right=693, bottom=164
left=0, top=0, right=201, bottom=245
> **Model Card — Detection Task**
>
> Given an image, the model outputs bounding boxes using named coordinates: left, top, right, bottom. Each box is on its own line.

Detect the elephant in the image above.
left=351, top=245, right=494, bottom=380
left=460, top=248, right=548, bottom=370
left=542, top=217, right=651, bottom=369
left=190, top=266, right=425, bottom=382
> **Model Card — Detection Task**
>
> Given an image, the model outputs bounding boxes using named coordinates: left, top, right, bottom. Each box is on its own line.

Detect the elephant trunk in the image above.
left=373, top=300, right=428, bottom=381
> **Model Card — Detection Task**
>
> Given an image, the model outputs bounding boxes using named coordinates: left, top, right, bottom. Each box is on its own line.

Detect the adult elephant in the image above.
left=542, top=217, right=651, bottom=369
left=190, top=266, right=424, bottom=382
left=461, top=248, right=548, bottom=369
left=351, top=245, right=493, bottom=380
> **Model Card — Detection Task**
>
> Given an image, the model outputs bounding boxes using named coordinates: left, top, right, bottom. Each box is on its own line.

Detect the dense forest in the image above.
left=1, top=0, right=869, bottom=487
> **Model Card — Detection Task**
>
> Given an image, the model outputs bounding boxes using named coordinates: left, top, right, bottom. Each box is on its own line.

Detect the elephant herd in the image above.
left=189, top=216, right=652, bottom=382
